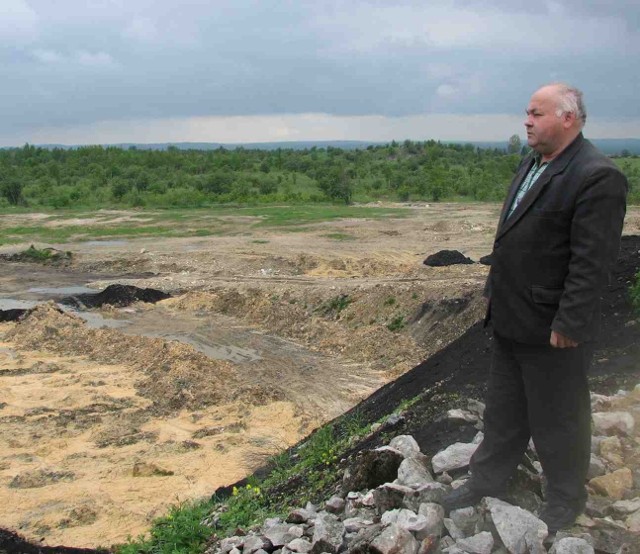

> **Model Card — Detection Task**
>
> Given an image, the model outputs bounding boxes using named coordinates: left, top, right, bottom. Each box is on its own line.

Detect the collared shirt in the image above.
left=507, top=157, right=548, bottom=218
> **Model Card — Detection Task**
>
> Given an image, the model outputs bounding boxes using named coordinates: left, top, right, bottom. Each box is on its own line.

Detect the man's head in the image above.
left=525, top=83, right=586, bottom=162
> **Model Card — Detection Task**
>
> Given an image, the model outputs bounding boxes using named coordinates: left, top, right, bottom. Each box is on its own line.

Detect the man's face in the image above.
left=524, top=87, right=566, bottom=156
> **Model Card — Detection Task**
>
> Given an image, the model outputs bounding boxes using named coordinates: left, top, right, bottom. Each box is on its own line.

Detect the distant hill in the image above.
left=6, top=138, right=640, bottom=155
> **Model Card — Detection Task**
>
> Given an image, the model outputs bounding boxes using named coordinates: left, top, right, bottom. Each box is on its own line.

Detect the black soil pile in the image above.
left=0, top=528, right=107, bottom=554
left=423, top=249, right=474, bottom=266
left=59, top=284, right=171, bottom=309
left=0, top=309, right=27, bottom=322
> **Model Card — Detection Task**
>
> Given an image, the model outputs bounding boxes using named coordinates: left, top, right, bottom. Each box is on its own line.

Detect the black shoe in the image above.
left=538, top=502, right=582, bottom=533
left=442, top=482, right=503, bottom=512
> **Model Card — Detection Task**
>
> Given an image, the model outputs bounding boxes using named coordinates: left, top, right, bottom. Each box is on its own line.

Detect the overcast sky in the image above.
left=2, top=0, right=639, bottom=147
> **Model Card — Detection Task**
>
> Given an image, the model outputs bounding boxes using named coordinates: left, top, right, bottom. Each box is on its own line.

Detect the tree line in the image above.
left=0, top=140, right=637, bottom=208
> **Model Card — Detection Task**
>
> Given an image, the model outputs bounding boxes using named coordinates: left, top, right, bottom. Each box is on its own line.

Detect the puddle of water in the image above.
left=80, top=240, right=129, bottom=247
left=70, top=310, right=132, bottom=329
left=149, top=332, right=261, bottom=363
left=0, top=299, right=38, bottom=310
left=27, top=285, right=96, bottom=296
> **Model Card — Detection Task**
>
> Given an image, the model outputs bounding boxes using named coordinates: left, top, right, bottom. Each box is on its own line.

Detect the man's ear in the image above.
left=562, top=111, right=576, bottom=129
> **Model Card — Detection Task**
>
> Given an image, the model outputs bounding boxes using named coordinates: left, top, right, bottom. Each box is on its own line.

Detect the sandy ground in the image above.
left=1, top=203, right=639, bottom=548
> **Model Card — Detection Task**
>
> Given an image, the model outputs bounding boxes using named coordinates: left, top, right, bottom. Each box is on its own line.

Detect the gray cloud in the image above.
left=1, top=0, right=639, bottom=145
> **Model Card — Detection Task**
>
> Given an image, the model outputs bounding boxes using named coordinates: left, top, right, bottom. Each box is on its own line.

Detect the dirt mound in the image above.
left=6, top=303, right=276, bottom=414
left=60, top=284, right=171, bottom=309
left=423, top=249, right=474, bottom=266
left=165, top=281, right=485, bottom=379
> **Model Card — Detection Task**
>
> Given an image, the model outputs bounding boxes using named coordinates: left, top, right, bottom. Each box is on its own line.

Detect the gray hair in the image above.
left=551, top=83, right=587, bottom=128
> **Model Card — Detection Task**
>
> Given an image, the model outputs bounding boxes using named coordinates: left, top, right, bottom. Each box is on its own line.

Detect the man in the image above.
left=442, top=83, right=628, bottom=532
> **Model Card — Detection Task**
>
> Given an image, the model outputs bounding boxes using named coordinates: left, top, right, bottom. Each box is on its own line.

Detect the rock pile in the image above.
left=206, top=385, right=640, bottom=554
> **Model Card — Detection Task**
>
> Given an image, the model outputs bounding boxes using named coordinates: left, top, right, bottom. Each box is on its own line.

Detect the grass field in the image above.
left=0, top=205, right=410, bottom=245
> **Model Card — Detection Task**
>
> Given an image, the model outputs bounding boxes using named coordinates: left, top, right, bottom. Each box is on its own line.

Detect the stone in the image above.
left=549, top=537, right=595, bottom=554
left=585, top=496, right=613, bottom=518
left=600, top=437, right=624, bottom=467
left=431, top=443, right=478, bottom=473
left=443, top=518, right=465, bottom=540
left=455, top=531, right=494, bottom=554
left=625, top=509, right=640, bottom=533
left=374, top=483, right=416, bottom=513
left=229, top=548, right=241, bottom=554
left=343, top=517, right=375, bottom=533
left=449, top=506, right=478, bottom=536
left=346, top=523, right=383, bottom=554
left=325, top=495, right=346, bottom=514
left=220, top=537, right=244, bottom=553
left=483, top=497, right=548, bottom=554
left=446, top=409, right=479, bottom=424
left=397, top=457, right=434, bottom=488
left=265, top=523, right=304, bottom=548
left=612, top=498, right=640, bottom=514
left=589, top=468, right=633, bottom=500
left=384, top=509, right=429, bottom=540
left=590, top=393, right=612, bottom=411
left=287, top=508, right=314, bottom=524
left=416, top=536, right=439, bottom=554
left=243, top=536, right=272, bottom=554
left=369, top=523, right=418, bottom=554
left=389, top=435, right=422, bottom=458
left=588, top=454, right=607, bottom=479
left=592, top=412, right=635, bottom=436
left=553, top=532, right=594, bottom=547
left=402, top=482, right=450, bottom=510
left=311, top=513, right=344, bottom=554
left=344, top=448, right=405, bottom=492
left=287, top=538, right=312, bottom=553
left=417, top=503, right=445, bottom=537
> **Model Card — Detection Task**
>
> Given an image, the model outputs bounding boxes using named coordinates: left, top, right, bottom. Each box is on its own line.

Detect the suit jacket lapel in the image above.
left=497, top=156, right=534, bottom=229
left=496, top=133, right=585, bottom=239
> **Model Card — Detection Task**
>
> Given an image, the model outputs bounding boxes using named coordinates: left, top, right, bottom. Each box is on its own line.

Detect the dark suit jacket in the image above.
left=485, top=133, right=628, bottom=344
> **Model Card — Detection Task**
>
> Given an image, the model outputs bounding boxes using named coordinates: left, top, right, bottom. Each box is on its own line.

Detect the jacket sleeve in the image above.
left=551, top=166, right=628, bottom=342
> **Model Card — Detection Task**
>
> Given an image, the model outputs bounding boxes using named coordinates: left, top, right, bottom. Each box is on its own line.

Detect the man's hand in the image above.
left=550, top=330, right=578, bottom=348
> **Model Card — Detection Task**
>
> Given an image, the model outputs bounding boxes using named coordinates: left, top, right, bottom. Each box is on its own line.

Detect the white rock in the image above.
left=456, top=531, right=494, bottom=554
left=286, top=538, right=312, bottom=553
left=625, top=509, right=640, bottom=533
left=369, top=523, right=418, bottom=554
left=612, top=498, right=640, bottom=514
left=592, top=412, right=635, bottom=436
left=590, top=393, right=612, bottom=411
left=447, top=409, right=479, bottom=423
left=397, top=457, right=434, bottom=488
left=449, top=506, right=478, bottom=536
left=432, top=443, right=479, bottom=473
left=549, top=537, right=594, bottom=554
left=587, top=454, right=606, bottom=479
left=444, top=518, right=466, bottom=540
left=389, top=435, right=422, bottom=458
left=472, top=432, right=484, bottom=445
left=483, top=497, right=548, bottom=554
left=417, top=502, right=445, bottom=537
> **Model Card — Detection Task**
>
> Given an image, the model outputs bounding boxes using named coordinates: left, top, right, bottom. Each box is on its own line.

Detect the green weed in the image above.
left=387, top=315, right=405, bottom=332
left=117, top=500, right=213, bottom=554
left=323, top=232, right=356, bottom=241
left=316, top=295, right=352, bottom=318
